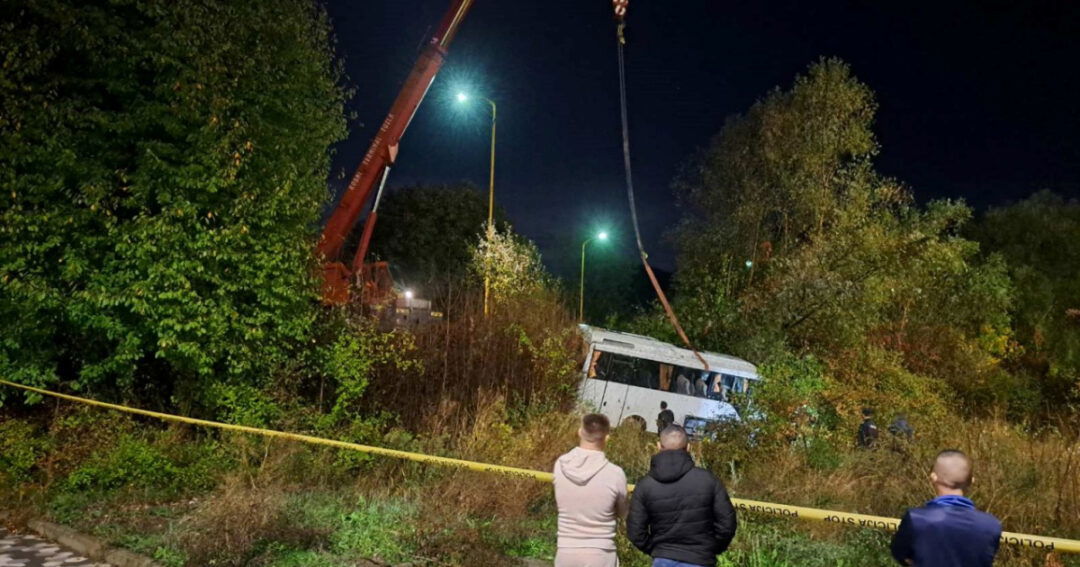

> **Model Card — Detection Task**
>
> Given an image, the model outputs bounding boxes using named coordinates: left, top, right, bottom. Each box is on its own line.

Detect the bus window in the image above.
left=668, top=366, right=693, bottom=395
left=692, top=371, right=709, bottom=397
left=592, top=351, right=637, bottom=385
left=708, top=372, right=725, bottom=401
left=632, top=358, right=660, bottom=390
left=720, top=373, right=743, bottom=395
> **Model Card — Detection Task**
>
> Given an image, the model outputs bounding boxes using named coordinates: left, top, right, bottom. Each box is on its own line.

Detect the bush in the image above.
left=63, top=433, right=224, bottom=496
left=715, top=520, right=894, bottom=567
left=0, top=418, right=51, bottom=485
left=209, top=383, right=285, bottom=428
left=330, top=497, right=418, bottom=562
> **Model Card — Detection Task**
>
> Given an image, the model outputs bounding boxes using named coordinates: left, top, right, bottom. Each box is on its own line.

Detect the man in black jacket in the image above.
left=627, top=425, right=737, bottom=567
left=656, top=401, right=675, bottom=432
left=857, top=407, right=879, bottom=449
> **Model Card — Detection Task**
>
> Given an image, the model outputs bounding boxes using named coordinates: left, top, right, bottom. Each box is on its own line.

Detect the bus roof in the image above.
left=579, top=325, right=759, bottom=378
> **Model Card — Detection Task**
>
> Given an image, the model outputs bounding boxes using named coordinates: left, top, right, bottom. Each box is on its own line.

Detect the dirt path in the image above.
left=0, top=528, right=108, bottom=567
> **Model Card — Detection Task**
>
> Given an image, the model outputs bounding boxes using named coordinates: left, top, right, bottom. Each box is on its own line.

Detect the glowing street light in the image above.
left=455, top=89, right=498, bottom=316
left=580, top=231, right=610, bottom=322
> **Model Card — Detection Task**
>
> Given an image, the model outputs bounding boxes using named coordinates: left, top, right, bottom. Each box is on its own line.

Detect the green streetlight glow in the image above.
left=580, top=231, right=611, bottom=322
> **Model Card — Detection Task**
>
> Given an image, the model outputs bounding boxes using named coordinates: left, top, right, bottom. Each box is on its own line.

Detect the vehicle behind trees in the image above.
left=577, top=326, right=760, bottom=435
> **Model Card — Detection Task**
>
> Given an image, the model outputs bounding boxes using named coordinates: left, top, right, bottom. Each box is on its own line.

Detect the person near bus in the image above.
left=628, top=425, right=737, bottom=567
left=857, top=407, right=879, bottom=449
left=888, top=414, right=915, bottom=441
left=553, top=414, right=629, bottom=567
left=891, top=450, right=1001, bottom=567
left=657, top=401, right=675, bottom=432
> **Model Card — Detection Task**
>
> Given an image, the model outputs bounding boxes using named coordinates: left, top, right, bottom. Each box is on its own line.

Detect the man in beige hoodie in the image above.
left=554, top=414, right=629, bottom=567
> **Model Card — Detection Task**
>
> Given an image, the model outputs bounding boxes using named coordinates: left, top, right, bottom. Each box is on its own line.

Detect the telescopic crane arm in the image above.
left=317, top=0, right=475, bottom=304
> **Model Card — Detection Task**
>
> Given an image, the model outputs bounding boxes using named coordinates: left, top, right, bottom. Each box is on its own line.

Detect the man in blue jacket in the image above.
left=891, top=450, right=1002, bottom=567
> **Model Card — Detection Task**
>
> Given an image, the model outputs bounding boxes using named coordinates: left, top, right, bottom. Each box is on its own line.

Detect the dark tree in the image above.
left=657, top=59, right=1014, bottom=417
left=0, top=0, right=346, bottom=404
left=367, top=183, right=506, bottom=296
left=969, top=190, right=1080, bottom=406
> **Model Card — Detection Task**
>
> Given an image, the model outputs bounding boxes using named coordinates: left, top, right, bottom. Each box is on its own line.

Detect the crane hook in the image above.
left=613, top=0, right=628, bottom=44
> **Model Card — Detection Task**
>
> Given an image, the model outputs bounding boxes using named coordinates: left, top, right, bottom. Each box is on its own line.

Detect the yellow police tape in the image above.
left=2, top=379, right=1077, bottom=554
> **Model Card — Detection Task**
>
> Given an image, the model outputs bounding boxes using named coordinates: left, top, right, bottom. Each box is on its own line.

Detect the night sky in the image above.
left=323, top=0, right=1080, bottom=275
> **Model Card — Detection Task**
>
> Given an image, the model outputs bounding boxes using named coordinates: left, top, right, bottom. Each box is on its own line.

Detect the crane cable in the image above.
left=612, top=0, right=708, bottom=370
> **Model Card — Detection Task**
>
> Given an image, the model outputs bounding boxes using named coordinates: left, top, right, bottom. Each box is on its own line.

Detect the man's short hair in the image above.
left=659, top=424, right=689, bottom=450
left=660, top=401, right=668, bottom=409
left=934, top=449, right=973, bottom=491
left=581, top=414, right=611, bottom=442
left=862, top=407, right=874, bottom=417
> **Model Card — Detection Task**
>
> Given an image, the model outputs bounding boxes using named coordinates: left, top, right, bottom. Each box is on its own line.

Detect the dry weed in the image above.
left=170, top=441, right=331, bottom=566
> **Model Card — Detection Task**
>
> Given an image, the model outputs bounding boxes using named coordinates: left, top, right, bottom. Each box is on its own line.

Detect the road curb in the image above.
left=1, top=512, right=162, bottom=567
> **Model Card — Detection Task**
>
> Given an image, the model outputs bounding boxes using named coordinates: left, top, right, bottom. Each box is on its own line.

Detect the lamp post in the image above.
left=456, top=92, right=497, bottom=316
left=579, top=231, right=609, bottom=322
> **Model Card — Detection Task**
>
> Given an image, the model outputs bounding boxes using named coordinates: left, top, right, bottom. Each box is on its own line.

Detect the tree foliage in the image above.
left=0, top=0, right=346, bottom=405
left=470, top=226, right=551, bottom=302
left=969, top=190, right=1080, bottom=406
left=667, top=59, right=1015, bottom=420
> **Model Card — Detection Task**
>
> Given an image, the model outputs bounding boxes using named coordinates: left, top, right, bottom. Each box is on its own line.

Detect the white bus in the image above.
left=577, top=325, right=760, bottom=436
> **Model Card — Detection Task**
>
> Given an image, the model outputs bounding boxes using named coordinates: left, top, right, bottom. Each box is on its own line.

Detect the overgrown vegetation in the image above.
left=1, top=2, right=1078, bottom=565
left=0, top=0, right=348, bottom=412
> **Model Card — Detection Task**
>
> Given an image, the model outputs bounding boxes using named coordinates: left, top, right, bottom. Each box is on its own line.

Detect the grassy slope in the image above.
left=3, top=404, right=1077, bottom=566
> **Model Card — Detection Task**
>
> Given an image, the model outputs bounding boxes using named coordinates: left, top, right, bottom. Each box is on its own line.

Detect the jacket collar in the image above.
left=649, top=449, right=695, bottom=483
left=927, top=495, right=976, bottom=510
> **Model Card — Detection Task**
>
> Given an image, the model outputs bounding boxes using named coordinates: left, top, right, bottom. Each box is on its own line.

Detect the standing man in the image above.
left=656, top=401, right=675, bottom=432
left=891, top=450, right=1002, bottom=567
left=554, top=414, right=629, bottom=567
left=628, top=425, right=737, bottom=567
left=857, top=407, right=879, bottom=449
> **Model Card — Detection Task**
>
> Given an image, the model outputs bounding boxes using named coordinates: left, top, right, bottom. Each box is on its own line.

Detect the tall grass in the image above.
left=692, top=414, right=1080, bottom=567
left=367, top=287, right=581, bottom=431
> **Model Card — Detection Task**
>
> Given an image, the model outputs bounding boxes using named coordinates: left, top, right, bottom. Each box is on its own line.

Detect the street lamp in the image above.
left=456, top=90, right=498, bottom=316
left=579, top=231, right=609, bottom=322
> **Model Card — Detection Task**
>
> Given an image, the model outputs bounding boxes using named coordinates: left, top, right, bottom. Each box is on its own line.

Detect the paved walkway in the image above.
left=0, top=528, right=108, bottom=567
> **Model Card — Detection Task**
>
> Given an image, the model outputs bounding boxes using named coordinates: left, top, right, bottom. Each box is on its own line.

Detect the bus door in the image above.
left=587, top=351, right=632, bottom=424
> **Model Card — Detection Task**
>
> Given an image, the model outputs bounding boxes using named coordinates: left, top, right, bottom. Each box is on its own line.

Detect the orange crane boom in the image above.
left=317, top=0, right=475, bottom=304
